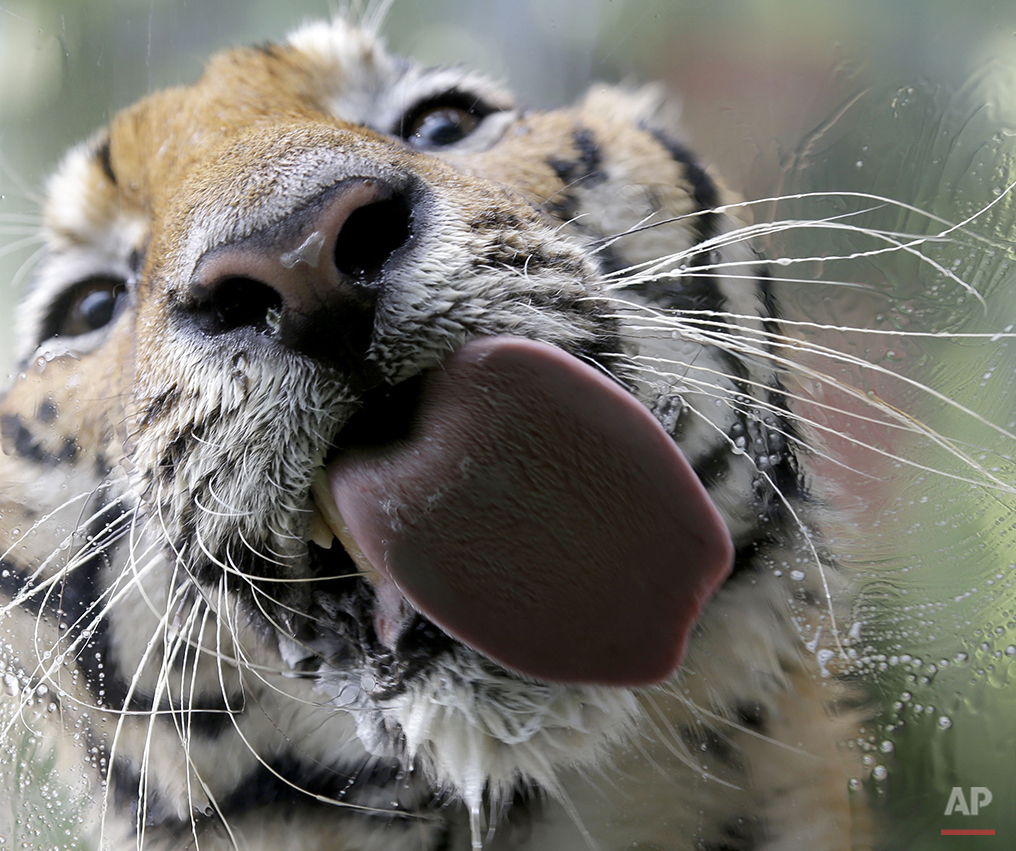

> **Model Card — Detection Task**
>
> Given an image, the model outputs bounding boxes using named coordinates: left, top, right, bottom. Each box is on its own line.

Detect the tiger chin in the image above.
left=0, top=16, right=870, bottom=851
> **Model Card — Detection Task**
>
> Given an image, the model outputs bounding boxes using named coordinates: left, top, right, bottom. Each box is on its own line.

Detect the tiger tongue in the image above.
left=324, top=336, right=733, bottom=686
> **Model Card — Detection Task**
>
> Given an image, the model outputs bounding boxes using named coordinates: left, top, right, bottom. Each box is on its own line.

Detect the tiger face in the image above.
left=0, top=18, right=863, bottom=851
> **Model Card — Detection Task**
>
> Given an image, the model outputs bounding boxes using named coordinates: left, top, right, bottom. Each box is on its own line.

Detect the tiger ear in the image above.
left=579, top=82, right=681, bottom=131
left=285, top=17, right=392, bottom=75
left=575, top=82, right=744, bottom=219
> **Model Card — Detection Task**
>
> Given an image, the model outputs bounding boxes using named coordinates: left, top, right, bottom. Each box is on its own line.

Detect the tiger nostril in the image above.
left=333, top=195, right=413, bottom=281
left=198, top=277, right=284, bottom=335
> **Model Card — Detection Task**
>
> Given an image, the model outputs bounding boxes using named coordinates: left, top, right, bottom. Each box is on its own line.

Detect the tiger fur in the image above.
left=0, top=17, right=867, bottom=851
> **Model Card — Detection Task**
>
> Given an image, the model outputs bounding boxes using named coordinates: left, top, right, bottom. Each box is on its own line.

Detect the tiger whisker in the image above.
left=609, top=299, right=1016, bottom=461
left=642, top=344, right=1016, bottom=494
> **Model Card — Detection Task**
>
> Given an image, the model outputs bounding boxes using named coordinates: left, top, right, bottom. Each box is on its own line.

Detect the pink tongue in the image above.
left=325, top=336, right=733, bottom=686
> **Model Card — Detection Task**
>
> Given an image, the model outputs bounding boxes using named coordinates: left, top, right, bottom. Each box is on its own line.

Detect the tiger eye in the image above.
left=44, top=276, right=127, bottom=340
left=406, top=106, right=481, bottom=148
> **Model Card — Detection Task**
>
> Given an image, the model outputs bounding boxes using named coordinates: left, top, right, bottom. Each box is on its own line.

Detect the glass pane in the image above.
left=1, top=2, right=1013, bottom=849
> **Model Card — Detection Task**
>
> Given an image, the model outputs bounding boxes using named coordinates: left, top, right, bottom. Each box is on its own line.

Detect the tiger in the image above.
left=0, top=15, right=872, bottom=851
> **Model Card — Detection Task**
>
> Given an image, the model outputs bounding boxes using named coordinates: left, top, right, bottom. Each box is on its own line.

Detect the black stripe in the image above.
left=37, top=398, right=58, bottom=423
left=121, top=752, right=415, bottom=833
left=96, top=137, right=117, bottom=187
left=697, top=813, right=763, bottom=851
left=252, top=41, right=279, bottom=57
left=756, top=264, right=782, bottom=343
left=639, top=126, right=728, bottom=327
left=646, top=126, right=720, bottom=242
left=694, top=440, right=735, bottom=489
left=0, top=413, right=78, bottom=466
left=546, top=127, right=605, bottom=187
left=726, top=488, right=816, bottom=580
left=698, top=727, right=739, bottom=767
left=733, top=700, right=768, bottom=732
left=216, top=754, right=404, bottom=815
left=544, top=127, right=607, bottom=225
left=573, top=128, right=604, bottom=179
left=110, top=758, right=143, bottom=823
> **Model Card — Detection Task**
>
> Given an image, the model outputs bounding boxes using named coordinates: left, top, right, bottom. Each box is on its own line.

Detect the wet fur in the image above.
left=0, top=18, right=868, bottom=851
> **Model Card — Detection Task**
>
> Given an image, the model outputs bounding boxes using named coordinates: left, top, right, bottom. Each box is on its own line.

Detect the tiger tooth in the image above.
left=307, top=498, right=335, bottom=549
left=310, top=469, right=381, bottom=581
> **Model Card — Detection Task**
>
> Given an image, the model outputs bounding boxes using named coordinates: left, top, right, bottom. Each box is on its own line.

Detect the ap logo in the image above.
left=944, top=787, right=993, bottom=816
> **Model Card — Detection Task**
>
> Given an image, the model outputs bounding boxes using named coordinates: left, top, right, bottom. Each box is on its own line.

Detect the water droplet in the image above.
left=334, top=682, right=359, bottom=706
left=937, top=716, right=952, bottom=729
left=280, top=230, right=327, bottom=269
left=469, top=796, right=483, bottom=851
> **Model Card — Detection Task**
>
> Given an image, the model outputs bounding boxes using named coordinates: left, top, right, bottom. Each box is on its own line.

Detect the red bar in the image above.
left=941, top=829, right=995, bottom=836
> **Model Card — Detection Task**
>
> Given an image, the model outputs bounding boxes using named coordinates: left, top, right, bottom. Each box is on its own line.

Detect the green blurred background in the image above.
left=3, top=1, right=1016, bottom=848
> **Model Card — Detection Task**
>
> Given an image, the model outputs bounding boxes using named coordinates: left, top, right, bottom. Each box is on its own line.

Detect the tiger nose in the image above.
left=187, top=177, right=413, bottom=364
